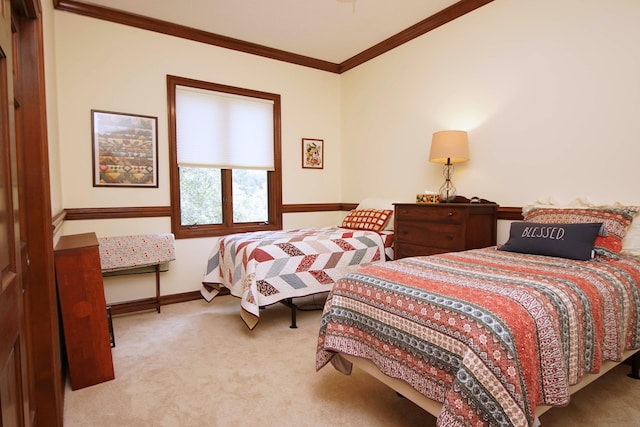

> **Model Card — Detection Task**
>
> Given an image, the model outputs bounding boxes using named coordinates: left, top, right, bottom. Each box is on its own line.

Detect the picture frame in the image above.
left=91, top=110, right=158, bottom=187
left=302, top=138, right=324, bottom=169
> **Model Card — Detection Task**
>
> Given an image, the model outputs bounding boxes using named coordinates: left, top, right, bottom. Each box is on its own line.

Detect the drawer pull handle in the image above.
left=447, top=212, right=454, bottom=216
left=446, top=234, right=454, bottom=240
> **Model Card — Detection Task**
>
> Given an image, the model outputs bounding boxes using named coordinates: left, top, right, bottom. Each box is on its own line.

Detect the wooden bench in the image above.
left=98, top=233, right=176, bottom=313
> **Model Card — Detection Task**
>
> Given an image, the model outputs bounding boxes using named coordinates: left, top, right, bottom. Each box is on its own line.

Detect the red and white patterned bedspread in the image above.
left=316, top=247, right=640, bottom=427
left=202, top=227, right=392, bottom=329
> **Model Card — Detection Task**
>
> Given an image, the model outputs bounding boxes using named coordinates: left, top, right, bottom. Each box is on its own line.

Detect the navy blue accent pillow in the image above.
left=498, top=222, right=602, bottom=260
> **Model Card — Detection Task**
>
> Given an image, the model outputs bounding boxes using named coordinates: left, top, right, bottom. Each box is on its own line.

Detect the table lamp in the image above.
left=429, top=130, right=469, bottom=202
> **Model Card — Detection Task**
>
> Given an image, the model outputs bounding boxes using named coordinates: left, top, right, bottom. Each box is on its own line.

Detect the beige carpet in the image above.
left=64, top=295, right=640, bottom=426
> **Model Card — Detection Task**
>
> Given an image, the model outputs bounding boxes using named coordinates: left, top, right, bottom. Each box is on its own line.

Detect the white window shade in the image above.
left=176, top=86, right=275, bottom=170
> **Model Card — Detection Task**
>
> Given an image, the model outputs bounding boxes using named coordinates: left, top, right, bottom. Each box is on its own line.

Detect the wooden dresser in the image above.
left=54, top=232, right=115, bottom=390
left=393, top=202, right=498, bottom=259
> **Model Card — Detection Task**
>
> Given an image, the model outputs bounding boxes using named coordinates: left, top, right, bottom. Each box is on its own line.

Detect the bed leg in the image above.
left=628, top=352, right=640, bottom=379
left=289, top=298, right=298, bottom=328
left=280, top=298, right=298, bottom=328
left=290, top=308, right=297, bottom=328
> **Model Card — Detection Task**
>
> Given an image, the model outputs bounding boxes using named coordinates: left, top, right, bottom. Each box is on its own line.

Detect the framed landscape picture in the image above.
left=91, top=110, right=158, bottom=187
left=302, top=138, right=323, bottom=169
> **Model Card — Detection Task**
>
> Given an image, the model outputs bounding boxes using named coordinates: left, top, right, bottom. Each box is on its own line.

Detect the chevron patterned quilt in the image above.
left=316, top=247, right=640, bottom=427
left=202, top=227, right=391, bottom=329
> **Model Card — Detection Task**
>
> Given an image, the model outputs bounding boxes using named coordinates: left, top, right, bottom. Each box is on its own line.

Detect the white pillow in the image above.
left=622, top=220, right=640, bottom=257
left=522, top=196, right=603, bottom=214
left=355, top=198, right=399, bottom=230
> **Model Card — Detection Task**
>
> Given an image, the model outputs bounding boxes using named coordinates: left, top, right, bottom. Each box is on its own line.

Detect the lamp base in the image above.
left=439, top=185, right=456, bottom=203
left=439, top=162, right=456, bottom=202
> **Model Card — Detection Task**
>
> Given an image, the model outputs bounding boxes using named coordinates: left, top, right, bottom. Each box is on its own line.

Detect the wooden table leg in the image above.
left=155, top=264, right=161, bottom=313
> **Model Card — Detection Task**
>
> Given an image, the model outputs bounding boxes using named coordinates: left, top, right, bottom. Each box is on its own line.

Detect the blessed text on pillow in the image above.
left=499, top=222, right=602, bottom=260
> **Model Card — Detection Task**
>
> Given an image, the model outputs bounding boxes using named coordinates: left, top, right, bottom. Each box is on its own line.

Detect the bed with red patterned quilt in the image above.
left=317, top=204, right=640, bottom=426
left=316, top=246, right=640, bottom=427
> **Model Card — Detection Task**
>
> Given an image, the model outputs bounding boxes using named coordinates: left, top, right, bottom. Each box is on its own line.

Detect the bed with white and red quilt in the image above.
left=316, top=203, right=640, bottom=427
left=202, top=201, right=397, bottom=329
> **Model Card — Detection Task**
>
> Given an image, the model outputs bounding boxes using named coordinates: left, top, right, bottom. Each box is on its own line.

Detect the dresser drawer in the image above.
left=392, top=202, right=498, bottom=260
left=395, top=205, right=464, bottom=224
left=395, top=242, right=456, bottom=258
left=396, top=221, right=464, bottom=250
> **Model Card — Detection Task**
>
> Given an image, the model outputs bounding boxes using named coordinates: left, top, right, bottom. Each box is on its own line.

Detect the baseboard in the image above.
left=109, top=290, right=215, bottom=315
left=160, top=290, right=203, bottom=306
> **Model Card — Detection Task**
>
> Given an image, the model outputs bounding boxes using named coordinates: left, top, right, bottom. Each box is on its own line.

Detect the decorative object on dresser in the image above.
left=54, top=232, right=115, bottom=390
left=393, top=196, right=497, bottom=259
left=415, top=193, right=440, bottom=204
left=428, top=130, right=469, bottom=202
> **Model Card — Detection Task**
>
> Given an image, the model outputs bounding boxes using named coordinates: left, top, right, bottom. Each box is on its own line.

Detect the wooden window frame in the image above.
left=166, top=75, right=282, bottom=238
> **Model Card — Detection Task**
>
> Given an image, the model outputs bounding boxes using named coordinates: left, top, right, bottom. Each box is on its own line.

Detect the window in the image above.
left=167, top=75, right=282, bottom=238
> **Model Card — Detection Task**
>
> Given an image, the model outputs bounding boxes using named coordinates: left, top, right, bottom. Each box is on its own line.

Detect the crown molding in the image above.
left=53, top=0, right=493, bottom=74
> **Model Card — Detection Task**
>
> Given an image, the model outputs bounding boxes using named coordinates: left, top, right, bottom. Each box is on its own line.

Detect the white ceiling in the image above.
left=81, top=0, right=460, bottom=64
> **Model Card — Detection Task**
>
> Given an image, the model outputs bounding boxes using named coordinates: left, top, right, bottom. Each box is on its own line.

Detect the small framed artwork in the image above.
left=302, top=138, right=323, bottom=169
left=91, top=110, right=158, bottom=187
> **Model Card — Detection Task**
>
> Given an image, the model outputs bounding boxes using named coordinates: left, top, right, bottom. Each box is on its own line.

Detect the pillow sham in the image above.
left=341, top=209, right=393, bottom=232
left=499, top=222, right=602, bottom=260
left=355, top=198, right=399, bottom=230
left=522, top=198, right=640, bottom=256
left=523, top=207, right=640, bottom=257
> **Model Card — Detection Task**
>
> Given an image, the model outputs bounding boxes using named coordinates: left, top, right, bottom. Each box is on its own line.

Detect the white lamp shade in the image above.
left=429, top=130, right=470, bottom=164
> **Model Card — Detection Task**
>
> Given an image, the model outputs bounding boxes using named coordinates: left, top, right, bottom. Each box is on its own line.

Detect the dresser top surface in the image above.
left=55, top=232, right=99, bottom=252
left=394, top=203, right=498, bottom=208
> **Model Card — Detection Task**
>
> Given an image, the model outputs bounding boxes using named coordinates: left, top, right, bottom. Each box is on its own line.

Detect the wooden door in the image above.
left=0, top=0, right=30, bottom=425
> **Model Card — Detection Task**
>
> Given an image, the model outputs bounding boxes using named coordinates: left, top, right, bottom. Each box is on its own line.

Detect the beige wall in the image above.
left=47, top=0, right=640, bottom=302
left=342, top=0, right=640, bottom=208
left=50, top=10, right=343, bottom=302
left=42, top=0, right=63, bottom=219
left=53, top=13, right=343, bottom=210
